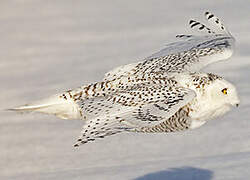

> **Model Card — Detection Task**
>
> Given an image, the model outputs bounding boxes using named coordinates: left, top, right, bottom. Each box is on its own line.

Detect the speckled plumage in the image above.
left=72, top=73, right=228, bottom=146
left=11, top=12, right=240, bottom=147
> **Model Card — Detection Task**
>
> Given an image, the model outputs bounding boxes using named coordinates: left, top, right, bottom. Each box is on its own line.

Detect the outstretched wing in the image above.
left=148, top=11, right=234, bottom=63
left=74, top=85, right=196, bottom=146
left=104, top=12, right=235, bottom=81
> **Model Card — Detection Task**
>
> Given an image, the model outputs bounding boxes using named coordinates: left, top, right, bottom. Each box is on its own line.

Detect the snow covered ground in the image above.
left=1, top=0, right=250, bottom=179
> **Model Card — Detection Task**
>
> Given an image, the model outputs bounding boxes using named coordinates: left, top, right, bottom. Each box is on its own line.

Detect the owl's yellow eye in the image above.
left=222, top=88, right=228, bottom=95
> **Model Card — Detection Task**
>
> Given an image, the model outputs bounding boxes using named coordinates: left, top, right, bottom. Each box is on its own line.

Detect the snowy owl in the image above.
left=10, top=12, right=239, bottom=147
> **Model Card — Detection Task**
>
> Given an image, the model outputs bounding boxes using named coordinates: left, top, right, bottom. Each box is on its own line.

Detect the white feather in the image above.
left=9, top=94, right=81, bottom=119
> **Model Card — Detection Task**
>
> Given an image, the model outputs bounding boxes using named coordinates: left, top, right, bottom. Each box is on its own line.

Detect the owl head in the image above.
left=209, top=78, right=240, bottom=114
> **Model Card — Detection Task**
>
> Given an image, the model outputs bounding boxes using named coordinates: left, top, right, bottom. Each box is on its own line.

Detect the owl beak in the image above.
left=236, top=103, right=239, bottom=107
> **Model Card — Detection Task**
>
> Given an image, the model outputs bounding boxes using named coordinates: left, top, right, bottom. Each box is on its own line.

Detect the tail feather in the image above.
left=9, top=94, right=81, bottom=120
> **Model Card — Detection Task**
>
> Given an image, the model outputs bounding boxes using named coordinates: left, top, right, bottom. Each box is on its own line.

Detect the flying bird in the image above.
left=10, top=12, right=239, bottom=147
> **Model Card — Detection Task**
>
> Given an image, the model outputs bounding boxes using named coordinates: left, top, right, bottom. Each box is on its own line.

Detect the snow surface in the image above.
left=1, top=1, right=250, bottom=180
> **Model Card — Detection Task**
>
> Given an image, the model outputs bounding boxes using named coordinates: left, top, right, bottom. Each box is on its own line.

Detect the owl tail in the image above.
left=8, top=94, right=81, bottom=120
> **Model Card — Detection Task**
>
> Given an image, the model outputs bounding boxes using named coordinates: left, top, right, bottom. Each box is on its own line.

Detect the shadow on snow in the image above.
left=134, top=166, right=213, bottom=180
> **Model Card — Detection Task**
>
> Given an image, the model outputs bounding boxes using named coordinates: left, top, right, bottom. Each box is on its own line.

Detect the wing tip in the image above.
left=203, top=11, right=233, bottom=36
left=187, top=11, right=234, bottom=37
